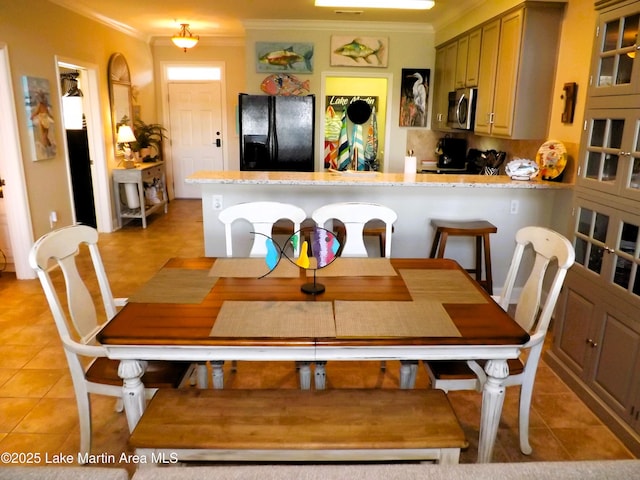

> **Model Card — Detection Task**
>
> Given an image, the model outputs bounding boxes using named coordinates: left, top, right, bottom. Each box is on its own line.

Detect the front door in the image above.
left=168, top=82, right=224, bottom=198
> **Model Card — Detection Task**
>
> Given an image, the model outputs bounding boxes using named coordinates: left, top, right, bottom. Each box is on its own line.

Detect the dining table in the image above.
left=97, top=256, right=529, bottom=463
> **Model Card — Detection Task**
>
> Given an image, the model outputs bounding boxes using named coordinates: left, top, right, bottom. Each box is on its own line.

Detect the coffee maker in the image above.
left=435, top=136, right=467, bottom=170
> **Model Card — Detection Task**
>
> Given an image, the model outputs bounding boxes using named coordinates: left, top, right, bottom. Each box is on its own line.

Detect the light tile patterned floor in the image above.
left=0, top=199, right=634, bottom=474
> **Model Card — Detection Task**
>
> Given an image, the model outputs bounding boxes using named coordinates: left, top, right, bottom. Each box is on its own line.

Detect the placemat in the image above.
left=308, top=257, right=397, bottom=277
left=208, top=257, right=301, bottom=278
left=399, top=269, right=488, bottom=304
left=128, top=268, right=218, bottom=304
left=210, top=301, right=336, bottom=338
left=334, top=300, right=461, bottom=338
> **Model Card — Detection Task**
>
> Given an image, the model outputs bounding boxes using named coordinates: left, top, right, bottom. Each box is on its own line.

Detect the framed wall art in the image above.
left=330, top=36, right=389, bottom=68
left=22, top=76, right=57, bottom=160
left=256, top=42, right=314, bottom=73
left=399, top=68, right=430, bottom=127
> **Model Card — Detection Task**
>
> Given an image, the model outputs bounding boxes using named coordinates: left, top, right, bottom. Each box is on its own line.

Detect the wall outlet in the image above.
left=212, top=195, right=223, bottom=210
left=510, top=200, right=519, bottom=215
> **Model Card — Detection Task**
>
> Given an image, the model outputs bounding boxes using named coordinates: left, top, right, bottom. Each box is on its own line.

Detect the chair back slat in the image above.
left=312, top=202, right=397, bottom=258
left=218, top=202, right=307, bottom=257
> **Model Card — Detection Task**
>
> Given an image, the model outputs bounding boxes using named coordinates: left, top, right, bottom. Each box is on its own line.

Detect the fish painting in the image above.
left=332, top=37, right=387, bottom=66
left=260, top=73, right=310, bottom=96
left=257, top=44, right=313, bottom=72
left=311, top=228, right=340, bottom=268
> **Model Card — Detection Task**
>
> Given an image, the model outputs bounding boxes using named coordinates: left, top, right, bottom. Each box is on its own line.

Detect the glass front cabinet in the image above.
left=548, top=0, right=640, bottom=455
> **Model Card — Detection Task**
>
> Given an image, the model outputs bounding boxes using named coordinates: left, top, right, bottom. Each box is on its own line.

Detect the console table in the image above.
left=113, top=162, right=168, bottom=228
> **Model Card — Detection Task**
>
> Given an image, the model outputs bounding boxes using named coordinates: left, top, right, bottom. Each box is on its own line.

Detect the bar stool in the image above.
left=429, top=219, right=497, bottom=294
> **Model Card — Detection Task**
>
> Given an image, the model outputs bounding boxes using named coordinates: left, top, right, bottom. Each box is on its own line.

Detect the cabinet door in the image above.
left=591, top=307, right=640, bottom=420
left=432, top=42, right=457, bottom=131
left=578, top=108, right=640, bottom=202
left=465, top=28, right=481, bottom=87
left=490, top=9, right=523, bottom=137
left=590, top=2, right=640, bottom=97
left=554, top=275, right=599, bottom=379
left=455, top=35, right=469, bottom=89
left=475, top=18, right=501, bottom=134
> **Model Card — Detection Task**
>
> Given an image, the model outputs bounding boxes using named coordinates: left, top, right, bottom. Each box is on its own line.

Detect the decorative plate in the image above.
left=505, top=159, right=539, bottom=180
left=536, top=140, right=567, bottom=180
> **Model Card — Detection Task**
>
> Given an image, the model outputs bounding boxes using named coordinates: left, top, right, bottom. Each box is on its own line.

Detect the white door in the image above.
left=168, top=82, right=224, bottom=198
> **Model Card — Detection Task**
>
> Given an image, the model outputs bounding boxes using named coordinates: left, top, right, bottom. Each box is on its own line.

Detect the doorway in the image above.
left=56, top=58, right=112, bottom=233
left=161, top=63, right=227, bottom=199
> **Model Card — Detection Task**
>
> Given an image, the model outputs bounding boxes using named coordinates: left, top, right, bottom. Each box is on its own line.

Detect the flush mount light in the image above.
left=315, top=0, right=434, bottom=9
left=171, top=23, right=199, bottom=52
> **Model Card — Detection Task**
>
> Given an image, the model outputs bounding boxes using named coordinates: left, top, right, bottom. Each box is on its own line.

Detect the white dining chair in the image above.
left=311, top=202, right=397, bottom=258
left=28, top=225, right=192, bottom=462
left=218, top=201, right=307, bottom=258
left=423, top=226, right=575, bottom=455
left=216, top=201, right=308, bottom=388
left=311, top=202, right=398, bottom=386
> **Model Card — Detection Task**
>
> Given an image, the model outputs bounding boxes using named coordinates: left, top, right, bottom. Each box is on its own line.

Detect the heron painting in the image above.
left=399, top=68, right=430, bottom=127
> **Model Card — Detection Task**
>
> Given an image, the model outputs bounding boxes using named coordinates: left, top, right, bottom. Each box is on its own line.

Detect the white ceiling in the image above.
left=48, top=0, right=483, bottom=39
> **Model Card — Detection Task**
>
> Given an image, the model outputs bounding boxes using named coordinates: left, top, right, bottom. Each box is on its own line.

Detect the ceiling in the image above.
left=48, top=0, right=482, bottom=39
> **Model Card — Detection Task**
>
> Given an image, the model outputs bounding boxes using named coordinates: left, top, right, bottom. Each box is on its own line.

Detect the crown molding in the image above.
left=243, top=19, right=434, bottom=33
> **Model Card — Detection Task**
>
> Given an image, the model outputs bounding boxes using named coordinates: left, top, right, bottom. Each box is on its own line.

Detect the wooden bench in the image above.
left=129, top=388, right=467, bottom=465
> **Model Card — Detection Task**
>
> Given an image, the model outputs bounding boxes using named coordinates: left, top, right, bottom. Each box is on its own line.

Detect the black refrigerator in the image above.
left=239, top=93, right=315, bottom=172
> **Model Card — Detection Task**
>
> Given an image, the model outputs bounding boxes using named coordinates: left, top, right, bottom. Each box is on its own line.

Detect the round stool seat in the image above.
left=429, top=219, right=497, bottom=294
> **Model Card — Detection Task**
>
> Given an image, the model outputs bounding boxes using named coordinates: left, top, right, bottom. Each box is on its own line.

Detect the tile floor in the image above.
left=0, top=199, right=635, bottom=474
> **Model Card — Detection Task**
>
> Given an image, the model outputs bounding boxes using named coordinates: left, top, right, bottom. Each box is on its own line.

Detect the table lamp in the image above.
left=117, top=125, right=137, bottom=169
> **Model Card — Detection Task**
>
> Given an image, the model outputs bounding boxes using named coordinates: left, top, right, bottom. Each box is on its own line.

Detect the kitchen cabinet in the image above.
left=113, top=162, right=168, bottom=229
left=454, top=28, right=481, bottom=89
left=589, top=1, right=640, bottom=97
left=431, top=41, right=457, bottom=131
left=550, top=194, right=640, bottom=449
left=475, top=3, right=563, bottom=138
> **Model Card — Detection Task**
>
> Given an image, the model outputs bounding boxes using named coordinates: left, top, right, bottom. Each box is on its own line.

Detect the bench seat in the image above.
left=129, top=388, right=467, bottom=465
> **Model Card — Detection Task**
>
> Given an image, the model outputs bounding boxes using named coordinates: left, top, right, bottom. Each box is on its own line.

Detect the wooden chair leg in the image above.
left=482, top=233, right=493, bottom=295
left=429, top=231, right=442, bottom=258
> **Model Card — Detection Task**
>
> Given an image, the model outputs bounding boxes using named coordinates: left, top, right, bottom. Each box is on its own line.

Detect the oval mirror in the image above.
left=108, top=53, right=133, bottom=157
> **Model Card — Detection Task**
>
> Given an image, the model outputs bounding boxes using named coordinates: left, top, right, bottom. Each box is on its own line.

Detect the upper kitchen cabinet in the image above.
left=432, top=41, right=457, bottom=131
left=589, top=1, right=640, bottom=98
left=455, top=28, right=481, bottom=89
left=475, top=3, right=564, bottom=138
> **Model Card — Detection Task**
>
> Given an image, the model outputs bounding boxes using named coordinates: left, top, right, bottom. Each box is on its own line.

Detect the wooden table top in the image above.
left=97, top=257, right=529, bottom=348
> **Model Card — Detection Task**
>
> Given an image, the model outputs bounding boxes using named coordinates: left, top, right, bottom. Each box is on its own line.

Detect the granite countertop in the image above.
left=186, top=170, right=572, bottom=189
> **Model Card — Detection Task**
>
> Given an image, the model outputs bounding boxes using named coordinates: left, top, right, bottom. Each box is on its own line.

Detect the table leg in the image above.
left=314, top=362, right=326, bottom=390
left=477, top=359, right=509, bottom=463
left=211, top=361, right=224, bottom=389
left=298, top=362, right=311, bottom=389
left=118, top=359, right=146, bottom=432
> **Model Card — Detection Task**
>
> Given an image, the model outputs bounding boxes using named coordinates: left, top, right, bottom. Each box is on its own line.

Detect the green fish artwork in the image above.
left=256, top=42, right=314, bottom=73
left=331, top=36, right=388, bottom=67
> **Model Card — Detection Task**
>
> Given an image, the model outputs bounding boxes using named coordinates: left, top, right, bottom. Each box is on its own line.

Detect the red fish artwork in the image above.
left=260, top=74, right=310, bottom=96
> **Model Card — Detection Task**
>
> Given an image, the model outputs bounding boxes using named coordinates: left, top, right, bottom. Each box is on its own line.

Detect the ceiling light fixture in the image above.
left=171, top=23, right=199, bottom=52
left=315, top=0, right=434, bottom=9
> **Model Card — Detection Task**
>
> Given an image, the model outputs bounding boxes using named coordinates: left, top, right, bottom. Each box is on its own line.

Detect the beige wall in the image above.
left=244, top=21, right=435, bottom=172
left=0, top=0, right=156, bottom=239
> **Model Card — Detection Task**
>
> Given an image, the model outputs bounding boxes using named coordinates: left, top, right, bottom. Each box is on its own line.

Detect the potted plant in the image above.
left=132, top=118, right=167, bottom=162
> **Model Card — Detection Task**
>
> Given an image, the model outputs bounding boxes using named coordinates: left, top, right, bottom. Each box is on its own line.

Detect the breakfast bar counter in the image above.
left=186, top=171, right=573, bottom=290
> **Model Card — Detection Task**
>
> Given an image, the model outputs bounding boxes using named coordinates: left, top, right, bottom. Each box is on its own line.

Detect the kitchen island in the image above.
left=186, top=171, right=573, bottom=290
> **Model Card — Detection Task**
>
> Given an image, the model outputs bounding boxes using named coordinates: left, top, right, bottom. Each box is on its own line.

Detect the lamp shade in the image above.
left=172, top=24, right=199, bottom=52
left=117, top=125, right=136, bottom=143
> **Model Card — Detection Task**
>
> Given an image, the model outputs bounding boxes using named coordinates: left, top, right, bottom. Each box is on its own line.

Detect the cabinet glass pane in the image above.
left=585, top=118, right=624, bottom=181
left=634, top=269, right=640, bottom=296
left=578, top=208, right=593, bottom=235
left=610, top=119, right=625, bottom=148
left=575, top=237, right=588, bottom=265
left=590, top=119, right=606, bottom=146
left=598, top=57, right=614, bottom=86
left=595, top=212, right=609, bottom=242
left=586, top=152, right=602, bottom=179
left=631, top=157, right=640, bottom=189
left=621, top=14, right=639, bottom=48
left=603, top=154, right=619, bottom=181
left=603, top=19, right=620, bottom=52
left=589, top=245, right=605, bottom=273
left=618, top=54, right=633, bottom=84
left=614, top=222, right=640, bottom=292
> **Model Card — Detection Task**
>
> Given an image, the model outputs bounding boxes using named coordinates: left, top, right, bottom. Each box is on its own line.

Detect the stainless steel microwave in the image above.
left=447, top=87, right=477, bottom=130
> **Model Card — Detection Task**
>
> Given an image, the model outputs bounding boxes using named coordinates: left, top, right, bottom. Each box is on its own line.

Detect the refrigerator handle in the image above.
left=267, top=96, right=278, bottom=163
